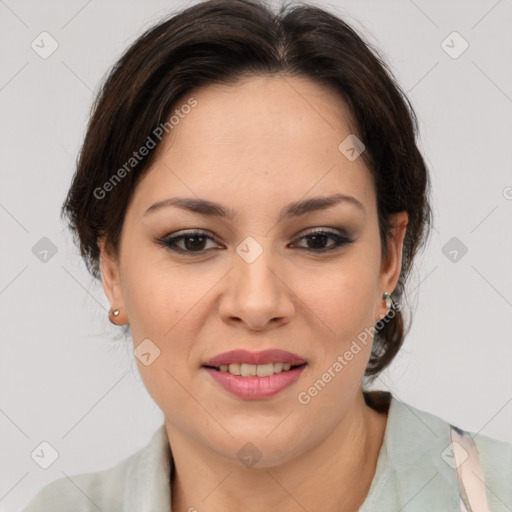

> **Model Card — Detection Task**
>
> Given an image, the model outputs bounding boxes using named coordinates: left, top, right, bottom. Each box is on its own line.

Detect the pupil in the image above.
left=309, top=234, right=328, bottom=249
left=185, top=236, right=206, bottom=251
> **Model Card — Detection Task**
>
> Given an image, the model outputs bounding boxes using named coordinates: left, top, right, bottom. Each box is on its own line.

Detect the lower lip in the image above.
left=203, top=364, right=307, bottom=399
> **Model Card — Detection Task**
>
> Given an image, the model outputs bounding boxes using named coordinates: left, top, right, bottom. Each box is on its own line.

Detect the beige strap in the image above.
left=450, top=426, right=491, bottom=512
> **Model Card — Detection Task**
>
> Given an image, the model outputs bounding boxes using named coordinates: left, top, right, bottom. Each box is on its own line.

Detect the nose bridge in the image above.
left=233, top=237, right=280, bottom=302
left=220, top=235, right=294, bottom=328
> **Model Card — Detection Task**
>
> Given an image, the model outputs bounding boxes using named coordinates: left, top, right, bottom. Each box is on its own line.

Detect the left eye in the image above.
left=291, top=229, right=354, bottom=252
left=156, top=229, right=353, bottom=255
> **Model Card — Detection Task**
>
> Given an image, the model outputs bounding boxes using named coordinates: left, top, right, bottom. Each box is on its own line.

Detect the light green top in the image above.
left=20, top=392, right=512, bottom=511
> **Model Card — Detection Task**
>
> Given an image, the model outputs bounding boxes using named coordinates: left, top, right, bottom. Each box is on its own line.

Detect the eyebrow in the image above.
left=143, top=193, right=366, bottom=221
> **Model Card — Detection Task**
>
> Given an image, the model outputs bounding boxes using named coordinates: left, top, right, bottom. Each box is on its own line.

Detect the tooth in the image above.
left=273, top=362, right=284, bottom=373
left=228, top=363, right=241, bottom=375
left=256, top=363, right=275, bottom=377
left=214, top=362, right=299, bottom=376
left=240, top=363, right=257, bottom=377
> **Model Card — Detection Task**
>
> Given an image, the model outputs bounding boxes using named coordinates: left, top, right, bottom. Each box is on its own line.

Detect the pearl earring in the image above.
left=382, top=291, right=394, bottom=311
left=109, top=308, right=120, bottom=324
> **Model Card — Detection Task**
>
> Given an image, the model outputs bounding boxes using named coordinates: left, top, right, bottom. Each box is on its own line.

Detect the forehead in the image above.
left=130, top=74, right=375, bottom=217
left=170, top=74, right=357, bottom=151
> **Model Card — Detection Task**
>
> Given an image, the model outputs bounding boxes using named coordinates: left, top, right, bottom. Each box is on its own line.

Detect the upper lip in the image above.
left=203, top=349, right=307, bottom=368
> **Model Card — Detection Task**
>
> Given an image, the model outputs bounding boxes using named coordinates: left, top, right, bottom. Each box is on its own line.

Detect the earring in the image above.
left=382, top=291, right=394, bottom=311
left=109, top=307, right=120, bottom=324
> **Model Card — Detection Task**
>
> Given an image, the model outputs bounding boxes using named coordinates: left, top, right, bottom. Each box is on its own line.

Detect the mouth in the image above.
left=202, top=361, right=308, bottom=377
left=201, top=361, right=308, bottom=400
left=201, top=349, right=308, bottom=399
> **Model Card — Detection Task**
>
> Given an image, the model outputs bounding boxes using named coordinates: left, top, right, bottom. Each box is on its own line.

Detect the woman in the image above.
left=21, top=0, right=511, bottom=510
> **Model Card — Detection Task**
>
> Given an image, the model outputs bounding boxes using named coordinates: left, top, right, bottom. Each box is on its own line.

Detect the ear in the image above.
left=377, top=211, right=408, bottom=317
left=98, top=237, right=128, bottom=324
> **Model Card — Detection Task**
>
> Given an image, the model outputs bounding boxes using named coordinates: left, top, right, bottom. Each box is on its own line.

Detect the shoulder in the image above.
left=384, top=395, right=512, bottom=510
left=399, top=398, right=512, bottom=463
left=20, top=449, right=140, bottom=512
left=471, top=429, right=512, bottom=508
left=20, top=424, right=171, bottom=512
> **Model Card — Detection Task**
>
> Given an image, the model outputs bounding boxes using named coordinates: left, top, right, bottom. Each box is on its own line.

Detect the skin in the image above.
left=99, top=74, right=408, bottom=512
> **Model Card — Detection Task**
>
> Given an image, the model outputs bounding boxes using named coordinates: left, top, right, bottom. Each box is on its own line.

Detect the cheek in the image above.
left=122, top=261, right=200, bottom=418
left=298, top=257, right=379, bottom=343
left=120, top=253, right=222, bottom=372
left=119, top=252, right=188, bottom=337
left=293, top=267, right=378, bottom=417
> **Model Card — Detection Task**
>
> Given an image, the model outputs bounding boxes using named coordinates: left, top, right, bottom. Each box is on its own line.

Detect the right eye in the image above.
left=156, top=230, right=224, bottom=255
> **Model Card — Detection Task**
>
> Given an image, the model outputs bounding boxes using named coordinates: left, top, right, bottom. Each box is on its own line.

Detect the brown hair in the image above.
left=62, top=0, right=433, bottom=380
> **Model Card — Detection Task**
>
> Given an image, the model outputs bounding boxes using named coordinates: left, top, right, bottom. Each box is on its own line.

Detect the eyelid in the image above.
left=297, top=226, right=352, bottom=238
left=164, top=228, right=218, bottom=240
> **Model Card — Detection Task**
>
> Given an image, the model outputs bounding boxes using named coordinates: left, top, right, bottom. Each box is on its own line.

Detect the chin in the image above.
left=207, top=428, right=309, bottom=469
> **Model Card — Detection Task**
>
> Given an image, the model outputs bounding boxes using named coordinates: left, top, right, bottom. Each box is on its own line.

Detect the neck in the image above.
left=166, top=389, right=388, bottom=512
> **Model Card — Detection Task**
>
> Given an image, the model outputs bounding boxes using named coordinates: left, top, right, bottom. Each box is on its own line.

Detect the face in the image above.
left=99, top=74, right=407, bottom=467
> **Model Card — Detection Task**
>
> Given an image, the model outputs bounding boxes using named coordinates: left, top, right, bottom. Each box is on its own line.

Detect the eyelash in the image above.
left=156, top=228, right=354, bottom=255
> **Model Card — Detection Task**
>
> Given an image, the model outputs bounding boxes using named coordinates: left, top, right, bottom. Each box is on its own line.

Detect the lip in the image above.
left=203, top=349, right=307, bottom=367
left=203, top=364, right=307, bottom=399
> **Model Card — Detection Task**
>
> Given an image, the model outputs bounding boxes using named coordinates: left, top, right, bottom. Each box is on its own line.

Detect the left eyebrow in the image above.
left=143, top=193, right=366, bottom=220
left=281, top=193, right=366, bottom=221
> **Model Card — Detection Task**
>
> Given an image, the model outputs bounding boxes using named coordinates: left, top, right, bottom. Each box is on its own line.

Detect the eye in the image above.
left=156, top=230, right=223, bottom=255
left=290, top=228, right=354, bottom=252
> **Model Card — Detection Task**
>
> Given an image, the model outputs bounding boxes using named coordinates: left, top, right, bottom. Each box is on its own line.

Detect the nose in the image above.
left=218, top=247, right=295, bottom=332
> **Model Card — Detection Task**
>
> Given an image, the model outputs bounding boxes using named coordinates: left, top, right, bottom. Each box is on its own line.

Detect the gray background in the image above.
left=1, top=0, right=511, bottom=510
